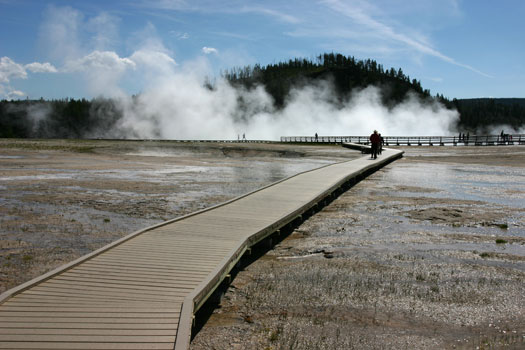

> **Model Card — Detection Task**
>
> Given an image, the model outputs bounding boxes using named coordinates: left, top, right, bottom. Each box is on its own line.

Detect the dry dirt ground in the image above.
left=190, top=146, right=525, bottom=350
left=0, top=139, right=353, bottom=293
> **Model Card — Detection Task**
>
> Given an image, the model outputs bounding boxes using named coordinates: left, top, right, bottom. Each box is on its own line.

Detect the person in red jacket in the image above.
left=370, top=130, right=380, bottom=159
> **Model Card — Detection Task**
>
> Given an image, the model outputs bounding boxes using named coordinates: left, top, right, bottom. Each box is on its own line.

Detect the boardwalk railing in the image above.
left=281, top=134, right=525, bottom=146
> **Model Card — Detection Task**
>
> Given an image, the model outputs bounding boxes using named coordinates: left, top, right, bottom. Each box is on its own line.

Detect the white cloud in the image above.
left=142, top=0, right=189, bottom=10
left=0, top=82, right=26, bottom=100
left=241, top=6, right=300, bottom=24
left=322, top=0, right=490, bottom=77
left=1, top=57, right=59, bottom=99
left=129, top=49, right=177, bottom=72
left=39, top=5, right=83, bottom=62
left=7, top=89, right=25, bottom=99
left=170, top=31, right=190, bottom=40
left=0, top=56, right=27, bottom=83
left=202, top=47, right=218, bottom=55
left=25, top=62, right=58, bottom=73
left=59, top=51, right=137, bottom=97
left=140, top=1, right=300, bottom=23
left=64, top=50, right=136, bottom=73
left=87, top=12, right=120, bottom=50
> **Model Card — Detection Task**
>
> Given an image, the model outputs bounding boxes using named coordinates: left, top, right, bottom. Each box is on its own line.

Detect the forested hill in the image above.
left=224, top=53, right=430, bottom=108
left=452, top=98, right=525, bottom=132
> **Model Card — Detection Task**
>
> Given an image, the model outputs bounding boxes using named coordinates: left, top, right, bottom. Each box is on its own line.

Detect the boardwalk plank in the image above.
left=0, top=322, right=178, bottom=330
left=0, top=311, right=179, bottom=318
left=0, top=335, right=176, bottom=342
left=0, top=329, right=176, bottom=335
left=60, top=272, right=205, bottom=284
left=6, top=293, right=183, bottom=304
left=51, top=276, right=201, bottom=289
left=22, top=289, right=183, bottom=302
left=0, top=317, right=179, bottom=324
left=0, top=343, right=173, bottom=349
left=0, top=306, right=180, bottom=313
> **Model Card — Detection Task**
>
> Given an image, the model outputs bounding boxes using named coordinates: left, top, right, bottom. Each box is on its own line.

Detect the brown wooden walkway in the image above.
left=0, top=147, right=403, bottom=349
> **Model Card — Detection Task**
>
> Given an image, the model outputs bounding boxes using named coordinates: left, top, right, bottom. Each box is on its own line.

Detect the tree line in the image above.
left=1, top=53, right=524, bottom=138
left=451, top=98, right=525, bottom=133
left=0, top=98, right=124, bottom=138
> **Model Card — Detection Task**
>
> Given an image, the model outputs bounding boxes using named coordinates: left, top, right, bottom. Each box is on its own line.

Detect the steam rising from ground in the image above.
left=114, top=73, right=459, bottom=140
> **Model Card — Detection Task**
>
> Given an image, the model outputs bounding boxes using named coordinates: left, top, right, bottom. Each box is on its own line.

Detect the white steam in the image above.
left=112, top=72, right=459, bottom=140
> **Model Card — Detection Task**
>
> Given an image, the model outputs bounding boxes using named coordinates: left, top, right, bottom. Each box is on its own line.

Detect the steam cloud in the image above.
left=111, top=73, right=459, bottom=140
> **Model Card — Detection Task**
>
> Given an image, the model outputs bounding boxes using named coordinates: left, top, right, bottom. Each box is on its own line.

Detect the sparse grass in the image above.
left=495, top=239, right=508, bottom=244
left=481, top=221, right=509, bottom=230
left=269, top=327, right=281, bottom=342
left=476, top=333, right=525, bottom=349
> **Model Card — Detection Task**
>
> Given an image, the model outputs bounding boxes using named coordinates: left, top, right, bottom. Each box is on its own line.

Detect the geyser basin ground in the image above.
left=190, top=146, right=525, bottom=350
left=1, top=139, right=524, bottom=349
left=0, top=139, right=356, bottom=292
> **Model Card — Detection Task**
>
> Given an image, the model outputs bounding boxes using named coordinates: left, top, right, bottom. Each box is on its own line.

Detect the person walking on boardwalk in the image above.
left=370, top=130, right=380, bottom=159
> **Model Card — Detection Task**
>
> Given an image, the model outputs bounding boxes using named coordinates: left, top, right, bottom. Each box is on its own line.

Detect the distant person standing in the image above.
left=378, top=133, right=384, bottom=155
left=242, top=133, right=246, bottom=142
left=315, top=133, right=318, bottom=142
left=370, top=130, right=380, bottom=159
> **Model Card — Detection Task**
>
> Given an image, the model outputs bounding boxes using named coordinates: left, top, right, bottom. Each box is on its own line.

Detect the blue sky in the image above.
left=1, top=0, right=524, bottom=100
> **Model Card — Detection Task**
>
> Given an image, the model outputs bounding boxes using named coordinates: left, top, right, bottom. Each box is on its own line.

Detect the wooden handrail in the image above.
left=280, top=134, right=525, bottom=146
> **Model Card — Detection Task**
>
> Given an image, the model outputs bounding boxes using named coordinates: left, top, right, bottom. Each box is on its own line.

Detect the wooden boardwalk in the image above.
left=282, top=134, right=525, bottom=146
left=0, top=147, right=403, bottom=350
